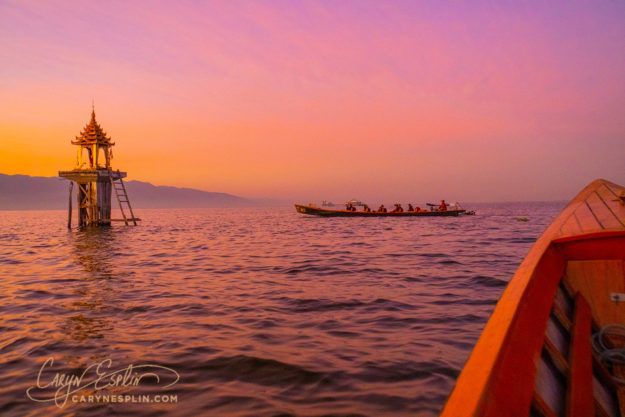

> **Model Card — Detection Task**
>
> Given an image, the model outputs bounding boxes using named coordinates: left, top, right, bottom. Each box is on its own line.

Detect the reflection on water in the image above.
left=64, top=228, right=118, bottom=341
left=72, top=227, right=118, bottom=279
left=0, top=203, right=563, bottom=416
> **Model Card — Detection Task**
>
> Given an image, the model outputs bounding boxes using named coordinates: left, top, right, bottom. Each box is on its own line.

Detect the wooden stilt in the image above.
left=67, top=181, right=73, bottom=229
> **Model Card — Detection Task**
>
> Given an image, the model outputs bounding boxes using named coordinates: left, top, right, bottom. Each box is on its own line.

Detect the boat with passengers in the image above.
left=295, top=200, right=472, bottom=217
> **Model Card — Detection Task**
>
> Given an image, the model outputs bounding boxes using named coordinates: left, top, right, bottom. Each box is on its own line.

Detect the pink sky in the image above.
left=1, top=1, right=624, bottom=202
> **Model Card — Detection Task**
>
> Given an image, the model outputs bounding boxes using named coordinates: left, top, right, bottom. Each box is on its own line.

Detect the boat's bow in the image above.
left=441, top=178, right=625, bottom=417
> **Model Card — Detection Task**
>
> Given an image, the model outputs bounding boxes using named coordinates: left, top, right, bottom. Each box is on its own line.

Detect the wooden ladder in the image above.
left=111, top=170, right=138, bottom=225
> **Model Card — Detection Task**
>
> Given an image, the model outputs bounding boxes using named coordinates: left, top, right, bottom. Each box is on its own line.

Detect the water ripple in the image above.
left=0, top=202, right=562, bottom=416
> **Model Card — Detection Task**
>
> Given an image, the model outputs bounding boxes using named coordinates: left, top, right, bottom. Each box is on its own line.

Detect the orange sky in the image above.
left=1, top=1, right=624, bottom=202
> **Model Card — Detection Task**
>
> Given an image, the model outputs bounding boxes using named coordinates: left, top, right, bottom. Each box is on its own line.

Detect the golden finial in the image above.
left=90, top=100, right=96, bottom=123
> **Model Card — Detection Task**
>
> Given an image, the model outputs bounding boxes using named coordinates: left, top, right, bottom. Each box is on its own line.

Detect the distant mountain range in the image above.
left=0, top=173, right=275, bottom=210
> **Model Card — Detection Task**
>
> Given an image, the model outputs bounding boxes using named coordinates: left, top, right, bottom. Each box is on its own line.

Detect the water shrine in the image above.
left=59, top=107, right=138, bottom=227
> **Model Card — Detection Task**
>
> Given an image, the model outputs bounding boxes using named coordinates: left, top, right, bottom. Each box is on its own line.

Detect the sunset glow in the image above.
left=1, top=1, right=624, bottom=202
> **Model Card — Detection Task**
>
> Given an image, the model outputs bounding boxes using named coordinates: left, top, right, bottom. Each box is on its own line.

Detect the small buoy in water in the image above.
left=515, top=217, right=529, bottom=222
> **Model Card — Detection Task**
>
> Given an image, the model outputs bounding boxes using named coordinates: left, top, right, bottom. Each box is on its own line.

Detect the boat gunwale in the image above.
left=552, top=229, right=625, bottom=244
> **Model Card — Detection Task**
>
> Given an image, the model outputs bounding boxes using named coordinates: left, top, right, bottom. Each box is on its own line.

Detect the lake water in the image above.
left=0, top=203, right=563, bottom=416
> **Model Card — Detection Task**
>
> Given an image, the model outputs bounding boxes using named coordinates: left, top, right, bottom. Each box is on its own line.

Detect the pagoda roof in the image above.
left=71, top=108, right=115, bottom=146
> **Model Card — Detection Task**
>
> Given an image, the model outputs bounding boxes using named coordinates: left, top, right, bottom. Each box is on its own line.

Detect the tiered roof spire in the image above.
left=71, top=106, right=115, bottom=146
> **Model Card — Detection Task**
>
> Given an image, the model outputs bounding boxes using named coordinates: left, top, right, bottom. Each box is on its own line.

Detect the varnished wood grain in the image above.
left=596, top=184, right=625, bottom=228
left=559, top=214, right=583, bottom=238
left=587, top=191, right=624, bottom=230
left=565, top=260, right=625, bottom=327
left=575, top=202, right=604, bottom=232
left=556, top=179, right=625, bottom=239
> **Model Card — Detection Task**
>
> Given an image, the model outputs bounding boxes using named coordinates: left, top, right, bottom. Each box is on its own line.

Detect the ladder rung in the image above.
left=110, top=176, right=136, bottom=226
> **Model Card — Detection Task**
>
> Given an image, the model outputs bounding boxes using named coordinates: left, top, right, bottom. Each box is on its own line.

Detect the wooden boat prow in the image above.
left=441, top=178, right=625, bottom=417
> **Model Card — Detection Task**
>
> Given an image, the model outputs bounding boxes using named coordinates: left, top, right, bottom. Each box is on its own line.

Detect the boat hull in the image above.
left=294, top=204, right=465, bottom=217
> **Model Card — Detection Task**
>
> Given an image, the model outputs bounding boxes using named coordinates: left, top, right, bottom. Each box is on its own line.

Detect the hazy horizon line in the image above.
left=1, top=172, right=571, bottom=206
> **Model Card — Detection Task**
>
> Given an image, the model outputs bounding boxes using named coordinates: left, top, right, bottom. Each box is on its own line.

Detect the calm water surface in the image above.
left=0, top=203, right=563, bottom=416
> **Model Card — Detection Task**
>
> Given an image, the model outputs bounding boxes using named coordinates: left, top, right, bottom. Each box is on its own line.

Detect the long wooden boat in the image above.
left=295, top=204, right=466, bottom=217
left=441, top=178, right=625, bottom=417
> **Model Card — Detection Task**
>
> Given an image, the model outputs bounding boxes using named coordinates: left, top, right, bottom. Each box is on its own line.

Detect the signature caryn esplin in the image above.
left=26, top=357, right=180, bottom=408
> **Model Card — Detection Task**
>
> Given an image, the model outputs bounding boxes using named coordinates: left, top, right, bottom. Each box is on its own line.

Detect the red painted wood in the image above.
left=554, top=231, right=625, bottom=261
left=567, top=294, right=594, bottom=417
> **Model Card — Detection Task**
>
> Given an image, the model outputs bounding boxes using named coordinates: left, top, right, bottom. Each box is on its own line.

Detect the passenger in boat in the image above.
left=378, top=204, right=387, bottom=213
left=415, top=206, right=421, bottom=212
left=407, top=204, right=414, bottom=212
left=439, top=199, right=447, bottom=211
left=392, top=204, right=404, bottom=213
left=363, top=204, right=371, bottom=212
